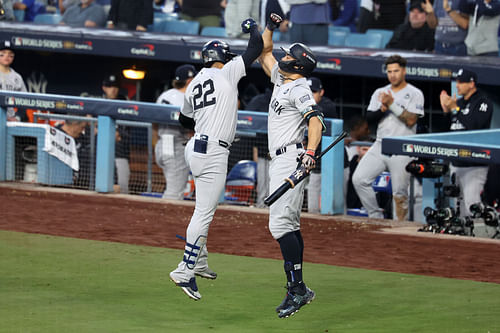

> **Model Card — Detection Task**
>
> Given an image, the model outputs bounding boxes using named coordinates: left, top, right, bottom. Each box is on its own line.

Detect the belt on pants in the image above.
left=268, top=143, right=303, bottom=159
left=193, top=134, right=229, bottom=154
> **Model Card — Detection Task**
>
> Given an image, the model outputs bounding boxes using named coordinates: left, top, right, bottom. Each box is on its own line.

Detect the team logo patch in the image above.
left=299, top=95, right=310, bottom=103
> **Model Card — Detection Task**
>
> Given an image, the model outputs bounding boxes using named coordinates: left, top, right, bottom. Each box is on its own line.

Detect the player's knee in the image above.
left=352, top=171, right=369, bottom=188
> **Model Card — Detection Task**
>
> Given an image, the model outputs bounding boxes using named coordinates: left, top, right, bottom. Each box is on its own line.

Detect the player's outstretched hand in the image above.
left=267, top=13, right=283, bottom=31
left=300, top=149, right=317, bottom=171
left=241, top=18, right=257, bottom=33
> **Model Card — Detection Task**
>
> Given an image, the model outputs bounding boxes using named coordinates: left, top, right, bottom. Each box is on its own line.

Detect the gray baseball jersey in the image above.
left=268, top=63, right=316, bottom=152
left=170, top=56, right=246, bottom=284
left=367, top=83, right=424, bottom=140
left=155, top=88, right=190, bottom=200
left=267, top=63, right=315, bottom=240
left=354, top=82, right=425, bottom=220
left=182, top=56, right=246, bottom=144
left=0, top=68, right=27, bottom=92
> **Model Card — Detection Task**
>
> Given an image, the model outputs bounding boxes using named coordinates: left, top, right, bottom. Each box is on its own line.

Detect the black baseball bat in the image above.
left=264, top=131, right=348, bottom=206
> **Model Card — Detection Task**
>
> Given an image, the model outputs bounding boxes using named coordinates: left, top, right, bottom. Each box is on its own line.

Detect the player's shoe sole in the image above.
left=194, top=267, right=217, bottom=280
left=278, top=287, right=315, bottom=318
left=169, top=273, right=202, bottom=301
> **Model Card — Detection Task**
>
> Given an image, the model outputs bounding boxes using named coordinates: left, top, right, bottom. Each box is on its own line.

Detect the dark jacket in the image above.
left=108, top=0, right=153, bottom=30
left=386, top=22, right=435, bottom=52
left=448, top=89, right=493, bottom=166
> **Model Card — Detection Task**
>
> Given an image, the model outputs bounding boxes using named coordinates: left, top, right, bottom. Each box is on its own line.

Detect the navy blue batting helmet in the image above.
left=201, top=40, right=237, bottom=67
left=278, top=43, right=317, bottom=77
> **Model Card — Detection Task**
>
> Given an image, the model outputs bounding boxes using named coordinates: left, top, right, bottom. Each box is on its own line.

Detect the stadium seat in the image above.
left=328, top=25, right=351, bottom=34
left=224, top=160, right=257, bottom=205
left=33, top=13, right=62, bottom=24
left=328, top=30, right=348, bottom=46
left=200, top=26, right=227, bottom=37
left=345, top=32, right=383, bottom=49
left=366, top=29, right=394, bottom=48
left=272, top=31, right=281, bottom=42
left=13, top=9, right=25, bottom=22
left=163, top=20, right=200, bottom=35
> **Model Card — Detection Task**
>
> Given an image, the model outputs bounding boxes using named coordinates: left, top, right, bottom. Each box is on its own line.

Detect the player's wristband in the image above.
left=389, top=103, right=404, bottom=117
left=305, top=149, right=316, bottom=158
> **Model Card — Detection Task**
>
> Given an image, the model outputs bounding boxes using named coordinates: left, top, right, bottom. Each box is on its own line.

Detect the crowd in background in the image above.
left=1, top=0, right=500, bottom=56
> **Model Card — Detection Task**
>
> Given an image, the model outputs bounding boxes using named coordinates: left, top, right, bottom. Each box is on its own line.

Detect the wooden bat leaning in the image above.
left=264, top=131, right=348, bottom=206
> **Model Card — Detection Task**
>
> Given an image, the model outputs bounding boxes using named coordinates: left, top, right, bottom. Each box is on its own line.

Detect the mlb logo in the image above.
left=6, top=97, right=15, bottom=105
left=14, top=37, right=22, bottom=46
left=402, top=144, right=414, bottom=153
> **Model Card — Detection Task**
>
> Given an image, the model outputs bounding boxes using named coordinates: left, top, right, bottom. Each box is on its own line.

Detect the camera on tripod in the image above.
left=470, top=203, right=499, bottom=227
left=422, top=206, right=473, bottom=235
left=405, top=158, right=448, bottom=178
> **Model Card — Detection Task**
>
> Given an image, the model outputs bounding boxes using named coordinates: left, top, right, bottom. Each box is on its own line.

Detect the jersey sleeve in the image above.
left=222, top=56, right=246, bottom=86
left=405, top=88, right=425, bottom=117
left=291, top=85, right=316, bottom=114
left=270, top=63, right=280, bottom=85
left=180, top=88, right=194, bottom=118
left=367, top=89, right=383, bottom=112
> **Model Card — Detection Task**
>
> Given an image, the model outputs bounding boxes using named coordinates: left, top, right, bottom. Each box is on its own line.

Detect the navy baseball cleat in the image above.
left=169, top=272, right=202, bottom=300
left=195, top=267, right=217, bottom=280
left=278, top=287, right=315, bottom=318
left=275, top=290, right=293, bottom=313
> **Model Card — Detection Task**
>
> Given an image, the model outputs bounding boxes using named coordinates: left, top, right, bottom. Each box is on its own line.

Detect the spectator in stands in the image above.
left=1, top=0, right=16, bottom=21
left=0, top=40, right=27, bottom=122
left=352, top=55, right=424, bottom=221
left=305, top=77, right=339, bottom=214
left=357, top=0, right=407, bottom=32
left=439, top=68, right=493, bottom=216
left=284, top=0, right=330, bottom=45
left=423, top=0, right=468, bottom=55
left=58, top=0, right=78, bottom=14
left=60, top=0, right=106, bottom=27
left=179, top=0, right=223, bottom=33
left=155, top=64, right=195, bottom=200
left=260, top=0, right=290, bottom=41
left=154, top=0, right=180, bottom=14
left=13, top=0, right=46, bottom=21
left=331, top=0, right=358, bottom=32
left=459, top=0, right=500, bottom=56
left=106, top=0, right=152, bottom=31
left=386, top=0, right=435, bottom=52
left=246, top=86, right=272, bottom=208
left=224, top=0, right=259, bottom=38
left=101, top=74, right=130, bottom=194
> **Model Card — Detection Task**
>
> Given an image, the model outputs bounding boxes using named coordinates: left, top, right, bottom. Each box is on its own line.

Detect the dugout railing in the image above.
left=0, top=91, right=345, bottom=214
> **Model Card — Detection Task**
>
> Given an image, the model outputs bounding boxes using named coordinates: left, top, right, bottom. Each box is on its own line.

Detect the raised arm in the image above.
left=259, top=13, right=282, bottom=77
left=240, top=18, right=264, bottom=68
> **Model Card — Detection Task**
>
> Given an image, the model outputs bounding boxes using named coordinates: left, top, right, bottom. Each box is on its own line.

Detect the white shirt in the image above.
left=156, top=88, right=185, bottom=137
left=367, top=82, right=424, bottom=140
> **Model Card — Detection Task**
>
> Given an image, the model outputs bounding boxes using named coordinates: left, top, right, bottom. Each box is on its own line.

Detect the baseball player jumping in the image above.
left=169, top=19, right=263, bottom=300
left=258, top=13, right=325, bottom=318
left=352, top=55, right=424, bottom=220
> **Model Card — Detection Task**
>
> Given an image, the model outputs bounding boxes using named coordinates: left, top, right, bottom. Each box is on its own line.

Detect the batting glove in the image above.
left=241, top=18, right=257, bottom=33
left=300, top=149, right=317, bottom=171
left=266, top=13, right=283, bottom=31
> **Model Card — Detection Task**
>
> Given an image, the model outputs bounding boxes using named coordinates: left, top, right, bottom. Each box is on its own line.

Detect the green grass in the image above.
left=1, top=230, right=499, bottom=333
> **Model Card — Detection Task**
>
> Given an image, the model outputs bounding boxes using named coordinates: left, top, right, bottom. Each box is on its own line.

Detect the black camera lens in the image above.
left=437, top=207, right=455, bottom=221
left=423, top=206, right=436, bottom=217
